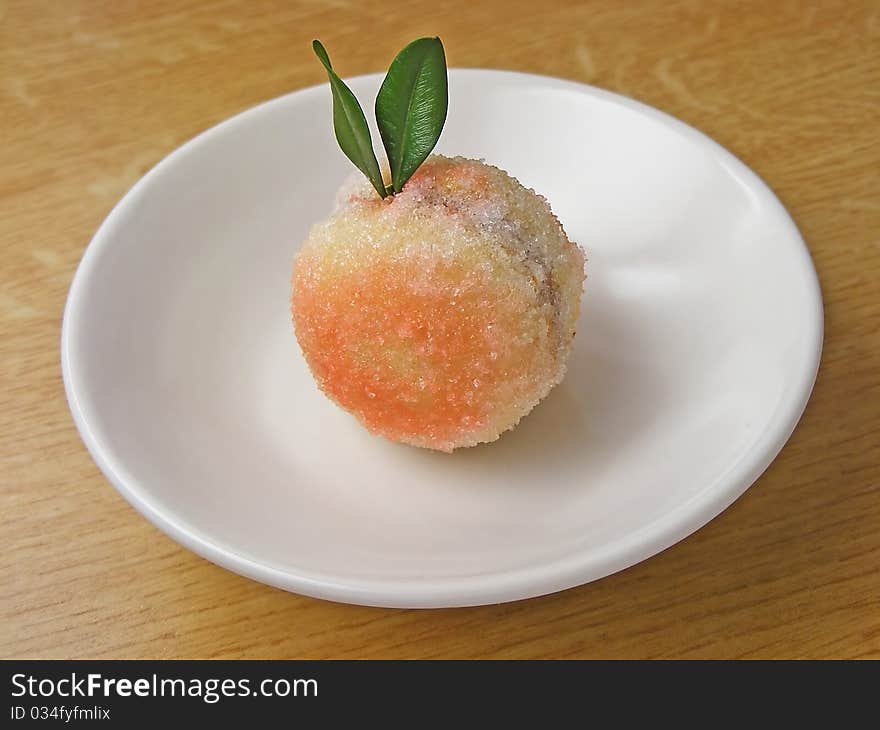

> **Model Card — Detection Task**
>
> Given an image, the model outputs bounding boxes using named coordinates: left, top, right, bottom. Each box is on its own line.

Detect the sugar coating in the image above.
left=291, top=155, right=585, bottom=452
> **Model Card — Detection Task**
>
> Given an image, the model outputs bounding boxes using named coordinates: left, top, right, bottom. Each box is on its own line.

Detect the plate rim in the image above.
left=61, top=68, right=824, bottom=608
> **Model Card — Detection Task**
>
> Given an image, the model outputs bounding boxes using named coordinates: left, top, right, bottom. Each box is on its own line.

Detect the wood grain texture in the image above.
left=1, top=0, right=878, bottom=659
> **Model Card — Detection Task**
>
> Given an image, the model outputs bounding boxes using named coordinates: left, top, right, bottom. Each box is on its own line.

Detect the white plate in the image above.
left=62, top=70, right=823, bottom=608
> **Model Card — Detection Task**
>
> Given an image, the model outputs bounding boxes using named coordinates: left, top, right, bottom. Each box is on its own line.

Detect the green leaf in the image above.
left=313, top=40, right=387, bottom=198
left=375, top=37, right=448, bottom=193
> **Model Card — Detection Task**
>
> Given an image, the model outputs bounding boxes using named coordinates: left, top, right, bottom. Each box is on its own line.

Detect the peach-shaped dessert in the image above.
left=292, top=155, right=584, bottom=451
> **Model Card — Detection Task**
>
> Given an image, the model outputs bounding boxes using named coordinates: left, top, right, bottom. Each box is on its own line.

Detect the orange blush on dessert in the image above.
left=292, top=39, right=585, bottom=452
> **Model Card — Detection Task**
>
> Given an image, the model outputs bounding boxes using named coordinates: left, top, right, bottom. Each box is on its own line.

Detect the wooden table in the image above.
left=2, top=0, right=878, bottom=659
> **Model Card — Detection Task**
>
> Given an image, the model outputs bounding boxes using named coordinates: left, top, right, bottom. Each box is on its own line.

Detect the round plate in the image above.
left=62, top=70, right=823, bottom=608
